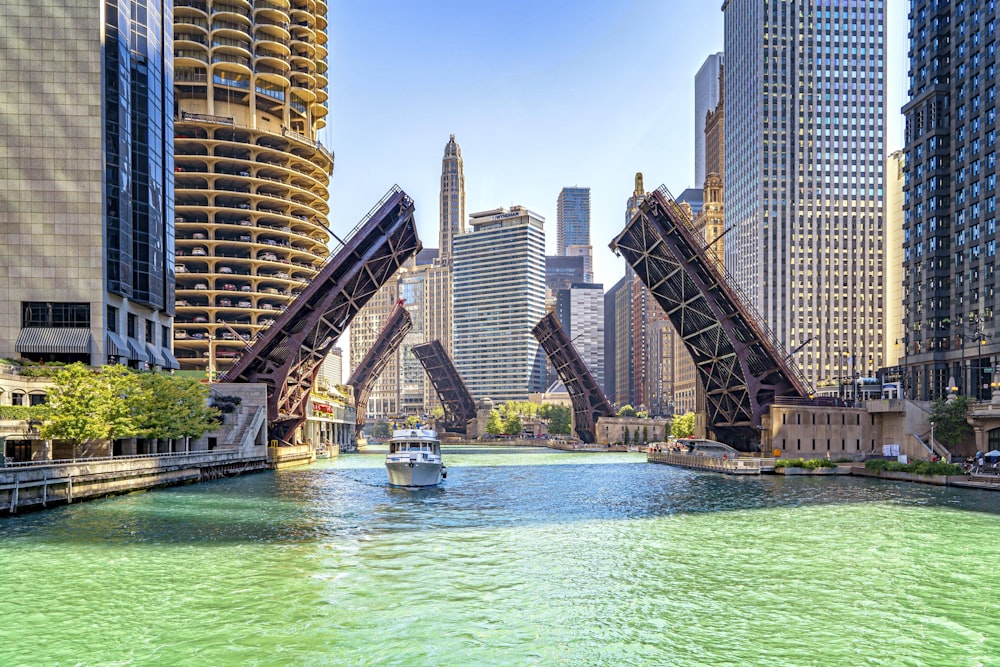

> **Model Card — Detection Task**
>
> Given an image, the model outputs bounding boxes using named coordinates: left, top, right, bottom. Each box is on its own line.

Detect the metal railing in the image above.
left=647, top=451, right=768, bottom=474
left=2, top=449, right=247, bottom=469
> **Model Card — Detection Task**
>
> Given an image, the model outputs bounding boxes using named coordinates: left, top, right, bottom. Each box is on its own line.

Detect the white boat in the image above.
left=385, top=428, right=446, bottom=487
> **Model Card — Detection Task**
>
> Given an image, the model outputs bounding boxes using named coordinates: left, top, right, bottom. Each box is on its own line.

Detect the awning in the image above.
left=161, top=348, right=180, bottom=370
left=106, top=331, right=128, bottom=358
left=146, top=344, right=166, bottom=368
left=126, top=339, right=149, bottom=363
left=16, top=328, right=92, bottom=355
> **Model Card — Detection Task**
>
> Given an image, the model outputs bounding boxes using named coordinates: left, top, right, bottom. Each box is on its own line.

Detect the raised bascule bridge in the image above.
left=610, top=186, right=812, bottom=451
left=347, top=300, right=412, bottom=440
left=411, top=340, right=477, bottom=436
left=221, top=186, right=421, bottom=445
left=531, top=312, right=614, bottom=444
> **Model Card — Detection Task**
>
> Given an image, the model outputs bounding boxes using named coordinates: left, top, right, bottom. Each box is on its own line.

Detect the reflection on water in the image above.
left=1, top=447, right=999, bottom=666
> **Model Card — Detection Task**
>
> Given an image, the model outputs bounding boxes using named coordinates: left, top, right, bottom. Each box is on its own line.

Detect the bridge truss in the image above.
left=531, top=312, right=614, bottom=444
left=347, top=300, right=412, bottom=439
left=221, top=186, right=421, bottom=444
left=610, top=186, right=809, bottom=449
left=411, top=340, right=477, bottom=433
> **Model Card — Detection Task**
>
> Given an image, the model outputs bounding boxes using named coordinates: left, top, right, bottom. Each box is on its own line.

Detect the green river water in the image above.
left=1, top=447, right=999, bottom=666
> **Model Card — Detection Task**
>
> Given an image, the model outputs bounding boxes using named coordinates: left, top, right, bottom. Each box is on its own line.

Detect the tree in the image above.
left=671, top=411, right=696, bottom=439
left=430, top=405, right=445, bottom=420
left=547, top=404, right=572, bottom=435
left=404, top=415, right=422, bottom=428
left=634, top=427, right=641, bottom=444
left=502, top=411, right=523, bottom=436
left=617, top=404, right=637, bottom=417
left=40, top=363, right=143, bottom=449
left=135, top=374, right=219, bottom=449
left=929, top=397, right=973, bottom=448
left=643, top=425, right=649, bottom=443
left=485, top=409, right=503, bottom=435
left=371, top=420, right=391, bottom=439
left=622, top=428, right=630, bottom=444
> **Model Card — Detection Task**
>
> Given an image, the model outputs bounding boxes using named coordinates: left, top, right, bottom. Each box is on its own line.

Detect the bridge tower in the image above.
left=222, top=187, right=421, bottom=444
left=610, top=187, right=809, bottom=449
left=347, top=301, right=413, bottom=440
left=531, top=312, right=614, bottom=444
left=411, top=340, right=477, bottom=435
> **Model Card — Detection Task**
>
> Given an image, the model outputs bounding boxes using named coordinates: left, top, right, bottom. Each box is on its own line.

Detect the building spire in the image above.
left=634, top=172, right=645, bottom=197
left=439, top=134, right=466, bottom=261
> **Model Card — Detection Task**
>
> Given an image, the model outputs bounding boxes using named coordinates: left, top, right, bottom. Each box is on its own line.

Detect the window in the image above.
left=145, top=320, right=155, bottom=344
left=21, top=302, right=90, bottom=328
left=127, top=313, right=137, bottom=339
left=107, top=305, right=118, bottom=333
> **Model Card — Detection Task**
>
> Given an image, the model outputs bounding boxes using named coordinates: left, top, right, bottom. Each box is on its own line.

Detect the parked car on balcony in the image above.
left=193, top=315, right=208, bottom=323
left=238, top=300, right=253, bottom=308
left=176, top=264, right=188, bottom=273
left=218, top=298, right=233, bottom=307
left=259, top=252, right=278, bottom=261
left=191, top=247, right=207, bottom=256
left=218, top=266, right=234, bottom=274
left=174, top=330, right=188, bottom=339
left=193, top=283, right=208, bottom=290
left=222, top=283, right=237, bottom=291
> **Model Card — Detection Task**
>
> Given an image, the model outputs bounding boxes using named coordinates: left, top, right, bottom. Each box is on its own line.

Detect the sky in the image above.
left=322, top=0, right=908, bottom=372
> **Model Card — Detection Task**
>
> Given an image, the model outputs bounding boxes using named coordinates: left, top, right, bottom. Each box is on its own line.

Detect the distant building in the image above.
left=884, top=152, right=904, bottom=372
left=556, top=187, right=591, bottom=256
left=0, top=1, right=177, bottom=370
left=439, top=135, right=466, bottom=262
left=349, top=281, right=401, bottom=421
left=318, top=347, right=344, bottom=390
left=555, top=283, right=605, bottom=391
left=545, top=255, right=589, bottom=293
left=454, top=207, right=547, bottom=402
left=603, top=275, right=627, bottom=402
left=695, top=53, right=724, bottom=187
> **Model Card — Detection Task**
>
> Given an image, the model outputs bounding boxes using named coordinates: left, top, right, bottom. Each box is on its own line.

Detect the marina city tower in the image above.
left=172, top=0, right=332, bottom=373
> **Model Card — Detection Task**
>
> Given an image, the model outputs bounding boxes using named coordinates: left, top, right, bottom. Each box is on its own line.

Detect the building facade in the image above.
left=171, top=0, right=332, bottom=373
left=555, top=283, right=605, bottom=391
left=0, top=1, right=177, bottom=370
left=723, top=0, right=886, bottom=388
left=901, top=1, right=1000, bottom=401
left=695, top=53, right=724, bottom=188
left=453, top=207, right=546, bottom=403
left=348, top=280, right=401, bottom=421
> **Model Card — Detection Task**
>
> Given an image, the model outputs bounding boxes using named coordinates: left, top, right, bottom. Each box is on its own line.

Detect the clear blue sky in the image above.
left=324, top=0, right=908, bottom=369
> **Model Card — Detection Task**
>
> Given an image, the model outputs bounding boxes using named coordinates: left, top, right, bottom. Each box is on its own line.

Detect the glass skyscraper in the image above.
left=723, top=0, right=886, bottom=390
left=556, top=187, right=591, bottom=255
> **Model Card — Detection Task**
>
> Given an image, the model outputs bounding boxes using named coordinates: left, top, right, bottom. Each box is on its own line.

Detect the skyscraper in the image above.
left=171, top=0, right=332, bottom=372
left=695, top=53, right=724, bottom=187
left=723, top=0, right=885, bottom=388
left=555, top=283, right=605, bottom=391
left=454, top=207, right=546, bottom=402
left=439, top=135, right=465, bottom=262
left=556, top=187, right=591, bottom=255
left=902, top=1, right=999, bottom=400
left=0, top=1, right=176, bottom=369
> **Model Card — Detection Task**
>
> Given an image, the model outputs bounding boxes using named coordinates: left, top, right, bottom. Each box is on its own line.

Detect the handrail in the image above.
left=2, top=449, right=249, bottom=469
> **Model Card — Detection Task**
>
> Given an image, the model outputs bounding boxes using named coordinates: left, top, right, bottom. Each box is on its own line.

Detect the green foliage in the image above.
left=404, top=415, right=421, bottom=428
left=485, top=409, right=503, bottom=436
left=929, top=397, right=973, bottom=447
left=0, top=405, right=45, bottom=421
left=430, top=405, right=445, bottom=419
left=371, top=421, right=391, bottom=439
left=643, top=425, right=649, bottom=443
left=135, top=374, right=219, bottom=441
left=546, top=404, right=572, bottom=435
left=622, top=428, right=630, bottom=444
left=634, top=427, right=641, bottom=444
left=864, top=459, right=964, bottom=476
left=502, top=411, right=522, bottom=436
left=39, top=363, right=143, bottom=445
left=617, top=404, right=637, bottom=417
left=671, top=412, right=696, bottom=439
left=776, top=458, right=837, bottom=470
left=636, top=411, right=649, bottom=419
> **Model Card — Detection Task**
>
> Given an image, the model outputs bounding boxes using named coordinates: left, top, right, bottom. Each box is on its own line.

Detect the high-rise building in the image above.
left=723, top=0, right=885, bottom=388
left=317, top=346, right=343, bottom=389
left=439, top=135, right=465, bottom=262
left=646, top=318, right=675, bottom=417
left=555, top=283, right=605, bottom=391
left=171, top=0, right=332, bottom=373
left=884, top=152, right=904, bottom=373
left=0, top=1, right=177, bottom=370
left=398, top=269, right=426, bottom=415
left=454, top=207, right=546, bottom=402
left=556, top=187, right=591, bottom=255
left=902, top=1, right=999, bottom=400
left=695, top=53, right=724, bottom=187
left=704, top=62, right=726, bottom=185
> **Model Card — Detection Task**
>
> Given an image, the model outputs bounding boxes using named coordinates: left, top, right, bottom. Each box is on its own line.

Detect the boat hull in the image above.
left=385, top=460, right=444, bottom=487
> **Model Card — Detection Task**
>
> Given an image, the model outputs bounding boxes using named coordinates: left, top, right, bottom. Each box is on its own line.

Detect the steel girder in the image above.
left=347, top=301, right=412, bottom=438
left=610, top=187, right=809, bottom=448
left=531, top=312, right=614, bottom=444
left=411, top=340, right=477, bottom=431
left=221, top=186, right=421, bottom=444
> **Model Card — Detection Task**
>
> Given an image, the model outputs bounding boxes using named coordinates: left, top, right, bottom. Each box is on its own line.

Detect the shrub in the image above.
left=803, top=458, right=838, bottom=469
left=865, top=458, right=963, bottom=476
left=0, top=405, right=45, bottom=421
left=775, top=458, right=806, bottom=468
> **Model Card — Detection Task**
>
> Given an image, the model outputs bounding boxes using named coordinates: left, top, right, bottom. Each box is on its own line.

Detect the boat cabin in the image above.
left=388, top=429, right=440, bottom=456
